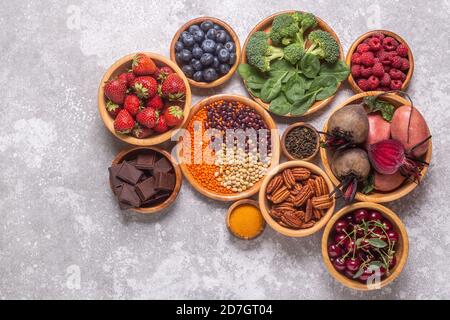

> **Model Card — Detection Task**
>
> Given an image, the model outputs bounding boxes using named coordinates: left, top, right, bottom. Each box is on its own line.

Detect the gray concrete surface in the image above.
left=1, top=0, right=449, bottom=299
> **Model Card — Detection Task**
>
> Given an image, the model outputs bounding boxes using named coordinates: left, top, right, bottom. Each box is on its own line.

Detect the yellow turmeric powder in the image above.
left=228, top=204, right=265, bottom=239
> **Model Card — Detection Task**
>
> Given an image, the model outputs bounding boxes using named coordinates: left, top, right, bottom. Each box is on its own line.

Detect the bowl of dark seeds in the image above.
left=281, top=123, right=320, bottom=161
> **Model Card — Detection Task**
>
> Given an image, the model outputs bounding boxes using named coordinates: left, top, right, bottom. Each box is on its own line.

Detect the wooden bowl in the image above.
left=98, top=52, right=191, bottom=146
left=241, top=10, right=345, bottom=117
left=226, top=199, right=266, bottom=240
left=258, top=160, right=336, bottom=237
left=281, top=122, right=320, bottom=161
left=111, top=146, right=182, bottom=214
left=170, top=17, right=241, bottom=89
left=321, top=202, right=409, bottom=290
left=346, top=30, right=414, bottom=93
left=177, top=94, right=281, bottom=202
left=320, top=92, right=432, bottom=203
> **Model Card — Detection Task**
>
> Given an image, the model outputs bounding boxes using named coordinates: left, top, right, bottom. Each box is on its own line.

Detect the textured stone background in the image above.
left=1, top=0, right=449, bottom=299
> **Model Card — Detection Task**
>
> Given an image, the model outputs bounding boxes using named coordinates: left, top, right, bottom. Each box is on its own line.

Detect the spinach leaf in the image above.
left=291, top=90, right=318, bottom=116
left=315, top=78, right=339, bottom=100
left=309, top=75, right=338, bottom=91
left=270, top=59, right=296, bottom=73
left=248, top=87, right=261, bottom=98
left=300, top=53, right=320, bottom=79
left=246, top=75, right=266, bottom=90
left=269, top=93, right=292, bottom=116
left=363, top=96, right=395, bottom=122
left=319, top=60, right=350, bottom=82
left=260, top=72, right=286, bottom=102
left=283, top=73, right=306, bottom=103
left=238, top=64, right=257, bottom=80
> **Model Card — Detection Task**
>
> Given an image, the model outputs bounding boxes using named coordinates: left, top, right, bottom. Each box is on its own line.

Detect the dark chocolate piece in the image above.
left=117, top=161, right=143, bottom=185
left=135, top=153, right=157, bottom=170
left=155, top=172, right=176, bottom=191
left=109, top=163, right=125, bottom=194
left=154, top=157, right=173, bottom=174
left=118, top=183, right=141, bottom=208
left=118, top=200, right=133, bottom=210
left=141, top=192, right=170, bottom=207
left=135, top=177, right=157, bottom=202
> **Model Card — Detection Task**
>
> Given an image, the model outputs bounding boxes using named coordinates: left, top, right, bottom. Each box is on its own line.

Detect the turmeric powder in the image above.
left=228, top=204, right=265, bottom=239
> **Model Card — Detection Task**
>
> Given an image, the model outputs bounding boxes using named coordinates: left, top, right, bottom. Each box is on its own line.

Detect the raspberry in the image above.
left=396, top=44, right=409, bottom=57
left=351, top=65, right=362, bottom=78
left=384, top=65, right=391, bottom=73
left=360, top=66, right=373, bottom=78
left=379, top=86, right=390, bottom=92
left=357, top=43, right=371, bottom=54
left=351, top=52, right=361, bottom=65
left=357, top=79, right=370, bottom=91
left=380, top=73, right=391, bottom=87
left=372, top=63, right=385, bottom=77
left=361, top=51, right=375, bottom=67
left=391, top=55, right=403, bottom=69
left=378, top=51, right=392, bottom=65
left=371, top=32, right=385, bottom=40
left=383, top=37, right=399, bottom=51
left=367, top=76, right=380, bottom=90
left=389, top=68, right=406, bottom=80
left=375, top=49, right=385, bottom=58
left=373, top=58, right=380, bottom=64
left=400, top=58, right=410, bottom=71
left=390, top=80, right=403, bottom=90
left=368, top=37, right=382, bottom=51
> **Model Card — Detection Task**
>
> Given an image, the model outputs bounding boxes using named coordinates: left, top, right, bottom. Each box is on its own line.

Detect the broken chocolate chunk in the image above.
left=154, top=157, right=173, bottom=174
left=135, top=153, right=157, bottom=170
left=155, top=172, right=176, bottom=191
left=109, top=163, right=125, bottom=195
left=118, top=183, right=141, bottom=207
left=141, top=192, right=170, bottom=207
left=135, top=177, right=157, bottom=202
left=117, top=161, right=143, bottom=185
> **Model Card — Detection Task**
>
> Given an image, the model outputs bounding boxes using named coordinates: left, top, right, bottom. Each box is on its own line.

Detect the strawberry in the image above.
left=163, top=106, right=184, bottom=127
left=106, top=100, right=121, bottom=119
left=132, top=53, right=157, bottom=76
left=104, top=78, right=127, bottom=104
left=132, top=76, right=158, bottom=99
left=153, top=115, right=169, bottom=133
left=136, top=107, right=159, bottom=129
left=118, top=71, right=136, bottom=87
left=132, top=124, right=153, bottom=139
left=156, top=66, right=174, bottom=81
left=123, top=94, right=141, bottom=117
left=146, top=95, right=164, bottom=111
left=114, top=109, right=135, bottom=134
left=160, top=74, right=186, bottom=101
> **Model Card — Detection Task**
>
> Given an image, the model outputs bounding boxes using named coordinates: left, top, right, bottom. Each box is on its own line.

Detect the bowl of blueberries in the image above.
left=170, top=17, right=241, bottom=88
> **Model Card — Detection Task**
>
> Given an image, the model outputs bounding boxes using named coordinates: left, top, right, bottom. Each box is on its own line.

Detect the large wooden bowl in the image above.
left=241, top=10, right=345, bottom=117
left=98, top=52, right=191, bottom=146
left=320, top=92, right=432, bottom=203
left=111, top=146, right=182, bottom=214
left=177, top=94, right=280, bottom=202
left=258, top=160, right=336, bottom=237
left=170, top=17, right=241, bottom=89
left=321, top=202, right=409, bottom=291
left=346, top=30, right=414, bottom=93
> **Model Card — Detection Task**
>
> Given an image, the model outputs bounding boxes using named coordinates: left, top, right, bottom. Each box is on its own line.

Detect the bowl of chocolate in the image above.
left=109, top=146, right=182, bottom=214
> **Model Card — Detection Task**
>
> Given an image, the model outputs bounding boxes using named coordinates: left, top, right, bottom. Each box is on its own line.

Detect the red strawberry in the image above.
left=160, top=74, right=186, bottom=101
left=146, top=95, right=164, bottom=111
left=104, top=78, right=127, bottom=104
left=106, top=101, right=121, bottom=118
left=132, top=124, right=153, bottom=139
left=156, top=66, right=174, bottom=81
left=114, top=109, right=135, bottom=134
left=132, top=53, right=157, bottom=76
left=136, top=107, right=159, bottom=129
left=118, top=71, right=136, bottom=87
left=132, top=76, right=158, bottom=99
left=163, top=106, right=184, bottom=127
left=153, top=115, right=169, bottom=133
left=123, top=94, right=141, bottom=116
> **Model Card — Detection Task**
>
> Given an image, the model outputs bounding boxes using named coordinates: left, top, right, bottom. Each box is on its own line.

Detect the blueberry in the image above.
left=212, top=57, right=220, bottom=69
left=201, top=39, right=216, bottom=53
left=225, top=34, right=231, bottom=42
left=175, top=41, right=184, bottom=52
left=200, top=20, right=214, bottom=31
left=224, top=41, right=235, bottom=53
left=217, top=48, right=230, bottom=62
left=190, top=59, right=203, bottom=71
left=180, top=49, right=192, bottom=62
left=182, top=65, right=194, bottom=78
left=203, top=68, right=218, bottom=82
left=181, top=32, right=195, bottom=47
left=175, top=52, right=183, bottom=64
left=206, top=29, right=217, bottom=40
left=192, top=46, right=203, bottom=59
left=215, top=43, right=224, bottom=55
left=192, top=29, right=205, bottom=43
left=229, top=52, right=237, bottom=65
left=215, top=30, right=228, bottom=43
left=213, top=24, right=222, bottom=31
left=219, top=63, right=230, bottom=75
left=188, top=24, right=201, bottom=33
left=200, top=53, right=214, bottom=66
left=193, top=71, right=204, bottom=82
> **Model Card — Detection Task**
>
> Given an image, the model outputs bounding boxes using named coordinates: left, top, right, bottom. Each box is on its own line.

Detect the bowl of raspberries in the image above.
left=170, top=17, right=241, bottom=89
left=346, top=30, right=414, bottom=93
left=98, top=52, right=191, bottom=146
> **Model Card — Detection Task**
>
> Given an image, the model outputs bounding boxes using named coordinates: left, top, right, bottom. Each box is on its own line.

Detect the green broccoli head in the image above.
left=283, top=43, right=305, bottom=65
left=290, top=11, right=318, bottom=48
left=307, top=30, right=340, bottom=63
left=246, top=31, right=284, bottom=72
left=269, top=14, right=299, bottom=46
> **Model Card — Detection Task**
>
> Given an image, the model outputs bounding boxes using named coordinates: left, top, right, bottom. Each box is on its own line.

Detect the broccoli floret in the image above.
left=291, top=12, right=318, bottom=48
left=306, top=30, right=339, bottom=63
left=283, top=43, right=305, bottom=65
left=246, top=31, right=284, bottom=72
left=269, top=14, right=299, bottom=46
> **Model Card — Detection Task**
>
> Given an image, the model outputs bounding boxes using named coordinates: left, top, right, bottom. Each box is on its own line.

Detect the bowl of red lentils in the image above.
left=177, top=94, right=280, bottom=201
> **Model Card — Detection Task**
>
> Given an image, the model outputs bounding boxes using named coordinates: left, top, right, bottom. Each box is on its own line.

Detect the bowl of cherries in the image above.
left=321, top=202, right=409, bottom=290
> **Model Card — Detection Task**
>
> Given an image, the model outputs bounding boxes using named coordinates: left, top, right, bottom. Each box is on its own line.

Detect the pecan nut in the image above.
left=291, top=168, right=311, bottom=181
left=271, top=186, right=291, bottom=204
left=305, top=199, right=313, bottom=222
left=293, top=184, right=313, bottom=207
left=315, top=176, right=328, bottom=196
left=267, top=175, right=283, bottom=194
left=282, top=169, right=296, bottom=189
left=311, top=195, right=333, bottom=209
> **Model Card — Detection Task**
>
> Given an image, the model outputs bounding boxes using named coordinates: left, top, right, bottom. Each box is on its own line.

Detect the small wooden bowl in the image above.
left=321, top=202, right=409, bottom=291
left=258, top=160, right=336, bottom=237
left=226, top=199, right=266, bottom=240
left=281, top=122, right=320, bottom=161
left=177, top=94, right=281, bottom=202
left=111, top=146, right=182, bottom=214
left=98, top=52, right=191, bottom=146
left=170, top=17, right=241, bottom=89
left=346, top=30, right=414, bottom=93
left=320, top=92, right=432, bottom=203
left=241, top=10, right=345, bottom=117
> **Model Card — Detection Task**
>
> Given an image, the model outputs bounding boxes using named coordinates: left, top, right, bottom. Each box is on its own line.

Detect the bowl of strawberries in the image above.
left=98, top=52, right=191, bottom=146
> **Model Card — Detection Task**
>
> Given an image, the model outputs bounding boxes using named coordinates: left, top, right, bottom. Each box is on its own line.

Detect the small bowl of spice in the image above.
left=226, top=199, right=265, bottom=240
left=281, top=123, right=320, bottom=161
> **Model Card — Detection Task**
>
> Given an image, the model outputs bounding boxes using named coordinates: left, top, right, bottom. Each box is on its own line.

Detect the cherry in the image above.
left=355, top=227, right=365, bottom=238
left=368, top=210, right=382, bottom=222
left=328, top=244, right=342, bottom=258
left=359, top=268, right=373, bottom=282
left=345, top=269, right=356, bottom=279
left=357, top=250, right=369, bottom=261
left=354, top=209, right=368, bottom=223
left=346, top=257, right=362, bottom=272
left=387, top=230, right=399, bottom=242
left=333, top=257, right=347, bottom=272
left=334, top=219, right=349, bottom=233
left=389, top=256, right=397, bottom=269
left=380, top=219, right=393, bottom=231
left=344, top=214, right=355, bottom=224
left=371, top=227, right=384, bottom=237
left=345, top=239, right=356, bottom=253
left=334, top=233, right=348, bottom=246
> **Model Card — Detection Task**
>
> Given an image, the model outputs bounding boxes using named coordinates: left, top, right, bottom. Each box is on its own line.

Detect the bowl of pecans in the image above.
left=258, top=160, right=336, bottom=237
